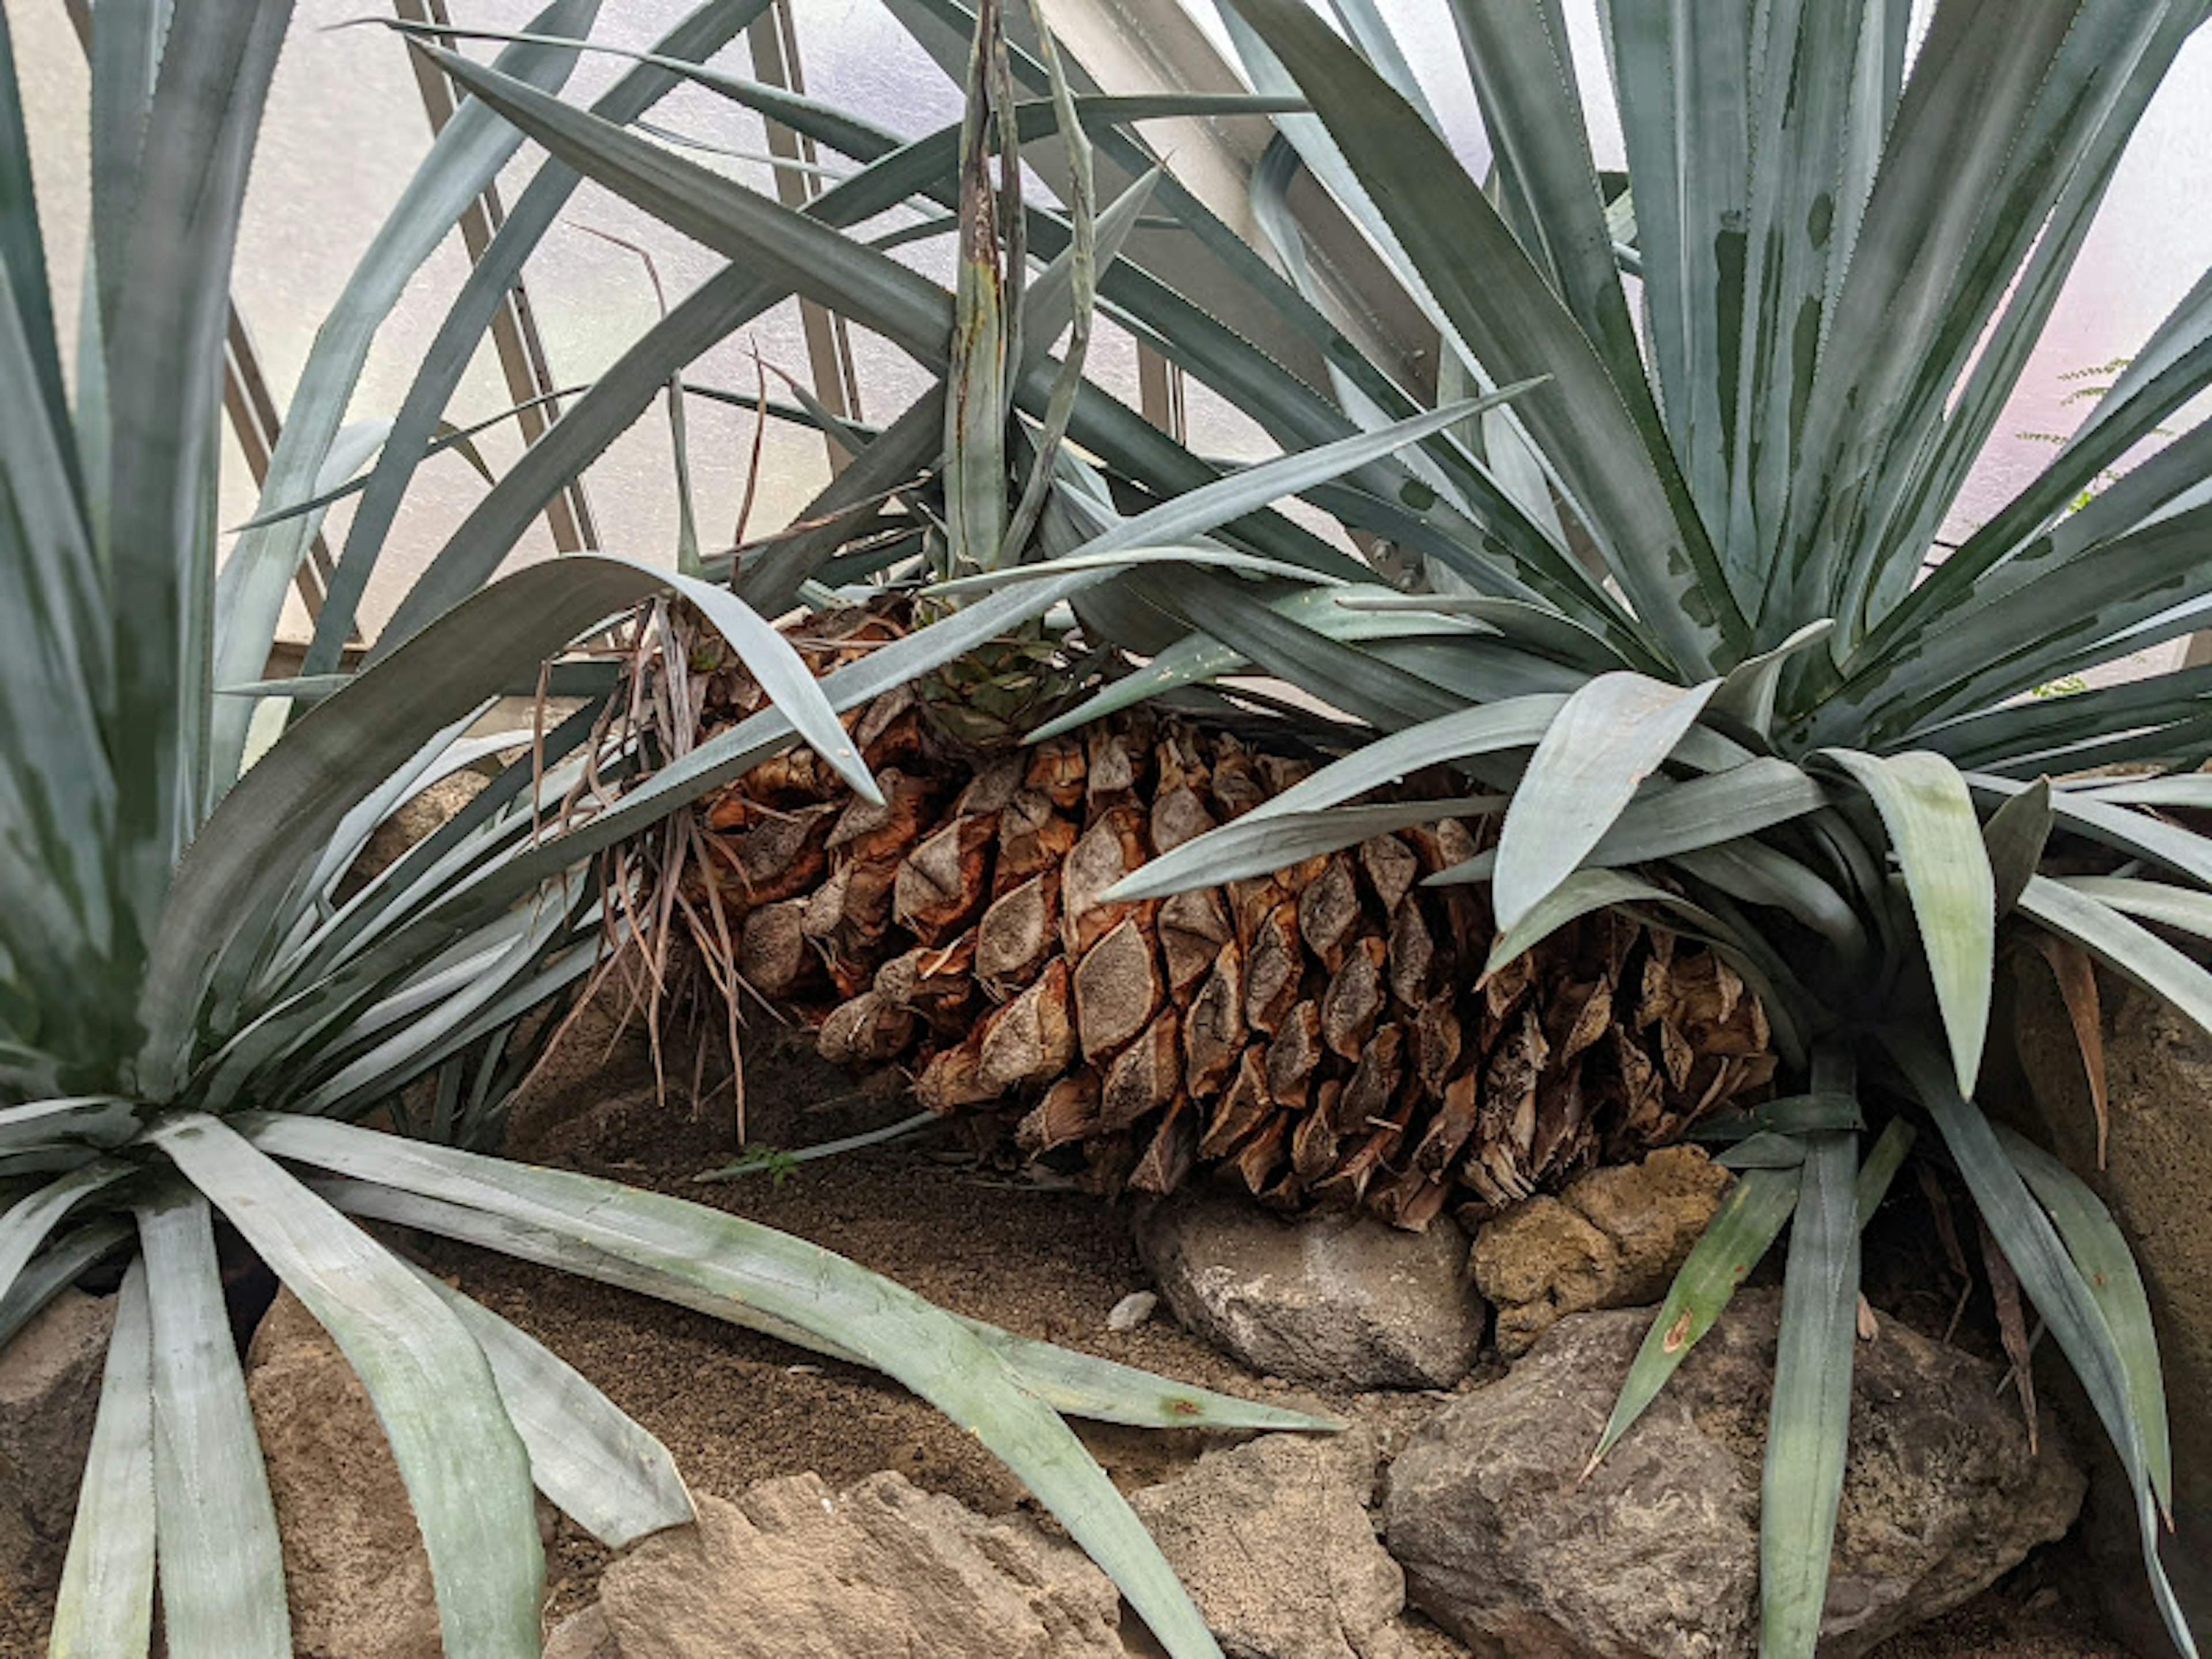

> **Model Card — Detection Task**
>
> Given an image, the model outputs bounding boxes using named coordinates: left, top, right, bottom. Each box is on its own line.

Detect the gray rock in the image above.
left=0, top=1288, right=115, bottom=1638
left=1131, top=1427, right=1417, bottom=1659
left=1136, top=1191, right=1485, bottom=1389
left=590, top=1475, right=1124, bottom=1658
left=1469, top=1146, right=1733, bottom=1357
left=1383, top=1292, right=2085, bottom=1659
left=1108, top=1290, right=1160, bottom=1332
left=2011, top=966, right=2212, bottom=1654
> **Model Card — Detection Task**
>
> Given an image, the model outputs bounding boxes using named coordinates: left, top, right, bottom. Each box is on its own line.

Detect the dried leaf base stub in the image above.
left=649, top=602, right=1778, bottom=1226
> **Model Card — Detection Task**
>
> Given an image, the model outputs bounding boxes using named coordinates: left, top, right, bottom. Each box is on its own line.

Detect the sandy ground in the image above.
left=448, top=1011, right=2138, bottom=1657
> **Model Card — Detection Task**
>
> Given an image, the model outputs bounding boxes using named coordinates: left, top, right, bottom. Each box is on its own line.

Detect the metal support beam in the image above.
left=395, top=0, right=599, bottom=553
left=748, top=0, right=866, bottom=471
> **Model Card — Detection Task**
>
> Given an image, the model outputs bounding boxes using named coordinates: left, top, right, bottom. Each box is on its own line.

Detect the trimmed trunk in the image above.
left=672, top=606, right=1776, bottom=1227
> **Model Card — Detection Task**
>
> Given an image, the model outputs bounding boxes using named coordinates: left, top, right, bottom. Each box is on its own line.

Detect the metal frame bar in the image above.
left=395, top=0, right=597, bottom=554
left=747, top=0, right=866, bottom=471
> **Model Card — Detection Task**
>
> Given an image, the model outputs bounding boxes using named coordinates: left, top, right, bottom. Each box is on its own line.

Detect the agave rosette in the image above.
left=396, top=1, right=2212, bottom=1650
left=0, top=7, right=1388, bottom=1656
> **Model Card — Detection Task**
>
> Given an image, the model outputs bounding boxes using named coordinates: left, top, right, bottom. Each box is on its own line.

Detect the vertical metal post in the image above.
left=394, top=0, right=599, bottom=552
left=748, top=0, right=866, bottom=471
left=1137, top=345, right=1187, bottom=443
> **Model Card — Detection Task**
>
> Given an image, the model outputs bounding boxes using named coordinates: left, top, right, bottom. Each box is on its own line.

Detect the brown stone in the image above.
left=589, top=1476, right=1123, bottom=1658
left=1132, top=1429, right=1416, bottom=1659
left=1135, top=1190, right=1484, bottom=1389
left=1469, top=1146, right=1734, bottom=1357
left=0, top=1288, right=114, bottom=1647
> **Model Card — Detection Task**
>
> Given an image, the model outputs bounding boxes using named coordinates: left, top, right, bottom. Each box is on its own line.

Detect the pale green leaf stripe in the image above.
left=137, top=1191, right=289, bottom=1659
left=241, top=1116, right=1221, bottom=1658
left=1761, top=1132, right=1860, bottom=1659
left=1707, top=622, right=1834, bottom=738
left=0, top=5, right=75, bottom=472
left=1820, top=751, right=1993, bottom=1092
left=944, top=15, right=1007, bottom=579
left=1590, top=1167, right=1797, bottom=1467
left=102, top=1, right=287, bottom=945
left=2059, top=876, right=2212, bottom=941
left=1028, top=584, right=1485, bottom=744
left=1493, top=673, right=1722, bottom=931
left=1668, top=839, right=1871, bottom=964
left=1484, top=868, right=1715, bottom=978
left=2020, top=877, right=2212, bottom=1041
left=1690, top=1096, right=1863, bottom=1143
left=665, top=567, right=878, bottom=804
left=929, top=544, right=1353, bottom=596
left=206, top=0, right=603, bottom=787
left=1428, top=759, right=1830, bottom=888
left=1105, top=794, right=1505, bottom=903
left=1995, top=1127, right=2171, bottom=1516
left=384, top=43, right=1360, bottom=651
left=403, top=1262, right=694, bottom=1548
left=1968, top=774, right=2212, bottom=895
left=1332, top=592, right=1635, bottom=673
left=1886, top=1032, right=2197, bottom=1659
left=317, top=1177, right=1338, bottom=1437
left=1982, top=777, right=2052, bottom=920
left=0, top=1094, right=138, bottom=1153
left=1222, top=0, right=1743, bottom=674
left=152, top=1115, right=543, bottom=1657
left=50, top=1259, right=156, bottom=1659
left=0, top=1158, right=134, bottom=1305
left=1715, top=1132, right=1806, bottom=1170
left=0, top=1217, right=132, bottom=1351
left=1856, top=1119, right=1916, bottom=1229
left=2069, top=774, right=2212, bottom=809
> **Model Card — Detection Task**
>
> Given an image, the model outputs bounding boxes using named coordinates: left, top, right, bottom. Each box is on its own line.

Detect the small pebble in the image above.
left=1107, top=1291, right=1158, bottom=1333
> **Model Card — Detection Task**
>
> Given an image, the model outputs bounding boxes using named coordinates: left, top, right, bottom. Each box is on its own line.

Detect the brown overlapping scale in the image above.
left=683, top=604, right=1778, bottom=1229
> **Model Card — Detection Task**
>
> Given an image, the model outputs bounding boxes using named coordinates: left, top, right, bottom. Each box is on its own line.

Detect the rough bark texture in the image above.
left=672, top=604, right=1778, bottom=1226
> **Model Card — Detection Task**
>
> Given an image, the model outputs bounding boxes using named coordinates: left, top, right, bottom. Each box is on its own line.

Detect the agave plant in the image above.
left=0, top=8, right=1369, bottom=1656
left=376, top=1, right=2212, bottom=1653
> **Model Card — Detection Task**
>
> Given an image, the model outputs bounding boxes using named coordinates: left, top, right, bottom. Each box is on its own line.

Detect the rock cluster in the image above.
left=169, top=1146, right=2103, bottom=1659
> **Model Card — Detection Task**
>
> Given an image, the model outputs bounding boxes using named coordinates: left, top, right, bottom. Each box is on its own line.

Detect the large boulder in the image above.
left=2010, top=967, right=2212, bottom=1654
left=585, top=1474, right=1124, bottom=1658
left=1135, top=1191, right=1486, bottom=1389
left=1469, top=1147, right=1732, bottom=1356
left=1383, top=1293, right=2084, bottom=1658
left=0, top=1289, right=115, bottom=1653
left=1131, top=1427, right=1415, bottom=1659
